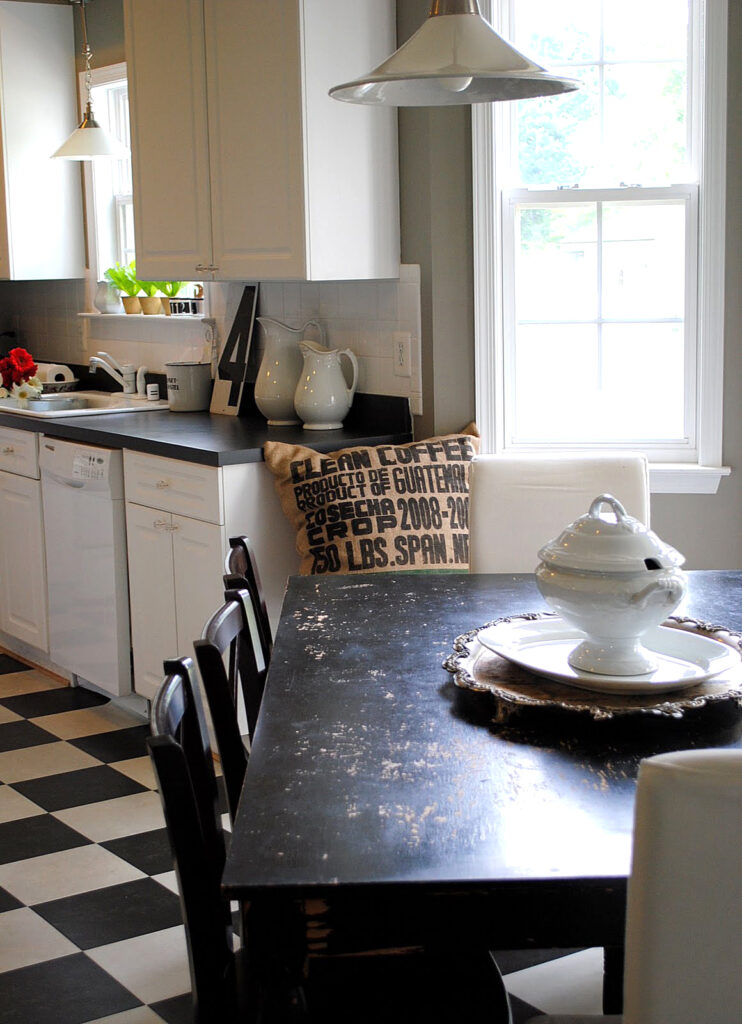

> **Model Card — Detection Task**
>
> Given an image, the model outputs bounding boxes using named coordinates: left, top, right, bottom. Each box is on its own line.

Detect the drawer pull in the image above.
left=166, top=523, right=179, bottom=532
left=1, top=446, right=14, bottom=454
left=155, top=479, right=171, bottom=489
left=153, top=518, right=169, bottom=529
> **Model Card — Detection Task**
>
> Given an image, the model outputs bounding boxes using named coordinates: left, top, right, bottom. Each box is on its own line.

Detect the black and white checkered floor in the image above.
left=0, top=653, right=607, bottom=1024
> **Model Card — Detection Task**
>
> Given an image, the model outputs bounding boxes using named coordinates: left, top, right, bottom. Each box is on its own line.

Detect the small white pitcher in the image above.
left=294, top=340, right=359, bottom=430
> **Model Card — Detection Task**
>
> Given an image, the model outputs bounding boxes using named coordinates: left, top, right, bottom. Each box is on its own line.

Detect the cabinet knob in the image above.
left=155, top=479, right=170, bottom=489
left=1, top=446, right=14, bottom=454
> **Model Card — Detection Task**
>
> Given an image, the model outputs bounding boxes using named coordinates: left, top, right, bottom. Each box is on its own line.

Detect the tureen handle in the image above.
left=588, top=494, right=628, bottom=524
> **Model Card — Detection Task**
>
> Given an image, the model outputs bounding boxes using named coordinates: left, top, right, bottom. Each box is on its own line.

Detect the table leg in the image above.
left=242, top=898, right=308, bottom=1023
left=603, top=945, right=624, bottom=1014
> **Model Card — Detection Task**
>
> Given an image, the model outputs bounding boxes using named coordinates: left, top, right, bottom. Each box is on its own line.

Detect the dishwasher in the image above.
left=39, top=436, right=132, bottom=696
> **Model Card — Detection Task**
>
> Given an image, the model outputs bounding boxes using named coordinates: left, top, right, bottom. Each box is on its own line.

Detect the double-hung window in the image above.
left=472, top=0, right=728, bottom=492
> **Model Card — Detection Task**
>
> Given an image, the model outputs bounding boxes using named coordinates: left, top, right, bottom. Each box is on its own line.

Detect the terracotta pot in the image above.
left=140, top=295, right=162, bottom=315
left=122, top=295, right=142, bottom=314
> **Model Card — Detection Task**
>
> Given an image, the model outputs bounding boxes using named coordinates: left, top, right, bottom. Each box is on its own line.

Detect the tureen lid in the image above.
left=538, top=494, right=685, bottom=573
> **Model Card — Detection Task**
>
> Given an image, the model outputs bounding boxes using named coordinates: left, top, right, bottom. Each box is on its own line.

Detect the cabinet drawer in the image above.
left=0, top=427, right=39, bottom=479
left=123, top=450, right=223, bottom=523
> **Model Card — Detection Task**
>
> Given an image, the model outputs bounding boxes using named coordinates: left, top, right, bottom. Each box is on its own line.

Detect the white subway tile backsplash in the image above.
left=0, top=266, right=422, bottom=411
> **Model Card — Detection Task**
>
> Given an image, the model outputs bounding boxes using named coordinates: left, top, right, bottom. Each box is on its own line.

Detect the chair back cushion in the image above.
left=623, top=748, right=742, bottom=1024
left=264, top=425, right=480, bottom=575
left=468, top=452, right=650, bottom=574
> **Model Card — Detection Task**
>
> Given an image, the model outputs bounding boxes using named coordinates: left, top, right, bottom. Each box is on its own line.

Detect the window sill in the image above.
left=650, top=463, right=731, bottom=494
left=78, top=312, right=214, bottom=325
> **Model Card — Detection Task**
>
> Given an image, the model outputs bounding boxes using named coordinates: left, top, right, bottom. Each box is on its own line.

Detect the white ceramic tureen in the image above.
left=535, top=494, right=687, bottom=676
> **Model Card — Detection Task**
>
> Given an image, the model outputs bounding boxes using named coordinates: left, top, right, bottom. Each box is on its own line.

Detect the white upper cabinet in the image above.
left=0, top=2, right=85, bottom=280
left=124, top=0, right=400, bottom=282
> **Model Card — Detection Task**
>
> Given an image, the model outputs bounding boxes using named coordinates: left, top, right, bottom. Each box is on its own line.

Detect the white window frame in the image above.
left=79, top=62, right=132, bottom=285
left=472, top=0, right=730, bottom=494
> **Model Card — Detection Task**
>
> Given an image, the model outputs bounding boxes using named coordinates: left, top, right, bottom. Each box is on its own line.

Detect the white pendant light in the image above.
left=330, top=0, right=579, bottom=107
left=52, top=0, right=127, bottom=160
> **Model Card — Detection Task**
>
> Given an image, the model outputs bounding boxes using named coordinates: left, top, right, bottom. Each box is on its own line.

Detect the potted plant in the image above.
left=104, top=262, right=142, bottom=313
left=153, top=281, right=184, bottom=316
left=139, top=280, right=163, bottom=315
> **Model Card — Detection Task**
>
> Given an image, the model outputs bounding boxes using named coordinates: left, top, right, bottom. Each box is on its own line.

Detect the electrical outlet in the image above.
left=393, top=331, right=412, bottom=377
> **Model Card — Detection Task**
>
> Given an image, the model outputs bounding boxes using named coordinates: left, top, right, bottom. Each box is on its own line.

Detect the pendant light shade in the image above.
left=329, top=0, right=579, bottom=107
left=52, top=0, right=127, bottom=160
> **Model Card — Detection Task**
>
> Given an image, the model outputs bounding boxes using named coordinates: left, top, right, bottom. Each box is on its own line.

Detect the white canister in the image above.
left=165, top=361, right=212, bottom=412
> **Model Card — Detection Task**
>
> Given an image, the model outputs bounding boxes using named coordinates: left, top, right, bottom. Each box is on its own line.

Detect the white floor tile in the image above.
left=33, top=703, right=142, bottom=740
left=151, top=871, right=178, bottom=895
left=87, top=926, right=190, bottom=1004
left=0, top=741, right=101, bottom=784
left=0, top=907, right=77, bottom=972
left=0, top=705, right=21, bottom=725
left=0, top=843, right=145, bottom=906
left=0, top=670, right=66, bottom=698
left=504, top=947, right=605, bottom=1016
left=0, top=784, right=44, bottom=823
left=110, top=756, right=157, bottom=790
left=54, top=791, right=165, bottom=842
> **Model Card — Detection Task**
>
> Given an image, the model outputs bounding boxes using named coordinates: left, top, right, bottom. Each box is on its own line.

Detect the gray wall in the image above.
left=397, top=0, right=741, bottom=570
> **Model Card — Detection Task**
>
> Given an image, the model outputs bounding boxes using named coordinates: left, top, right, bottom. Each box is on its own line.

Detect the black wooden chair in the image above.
left=224, top=534, right=273, bottom=670
left=194, top=588, right=265, bottom=823
left=147, top=656, right=241, bottom=1022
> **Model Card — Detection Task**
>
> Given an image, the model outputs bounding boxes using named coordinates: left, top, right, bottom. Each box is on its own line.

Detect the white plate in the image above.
left=477, top=616, right=741, bottom=694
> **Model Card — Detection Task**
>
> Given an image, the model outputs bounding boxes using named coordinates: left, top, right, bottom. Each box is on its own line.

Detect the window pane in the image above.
left=603, top=0, right=689, bottom=61
left=517, top=65, right=600, bottom=186
left=513, top=0, right=600, bottom=63
left=516, top=204, right=597, bottom=321
left=602, top=202, right=686, bottom=319
left=513, top=325, right=598, bottom=442
left=601, top=324, right=685, bottom=439
left=604, top=63, right=688, bottom=184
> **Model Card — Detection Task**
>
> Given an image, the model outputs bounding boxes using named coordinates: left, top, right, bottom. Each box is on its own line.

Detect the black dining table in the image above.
left=222, top=570, right=742, bottom=1019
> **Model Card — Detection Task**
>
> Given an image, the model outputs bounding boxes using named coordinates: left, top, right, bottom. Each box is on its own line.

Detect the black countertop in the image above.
left=0, top=392, right=412, bottom=467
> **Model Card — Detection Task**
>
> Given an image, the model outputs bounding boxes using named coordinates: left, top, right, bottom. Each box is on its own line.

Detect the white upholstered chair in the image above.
left=468, top=452, right=650, bottom=574
left=526, top=748, right=742, bottom=1024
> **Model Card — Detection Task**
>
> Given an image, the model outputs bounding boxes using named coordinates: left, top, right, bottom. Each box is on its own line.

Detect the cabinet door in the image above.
left=124, top=0, right=213, bottom=280
left=0, top=471, right=48, bottom=651
left=171, top=513, right=225, bottom=658
left=125, top=503, right=178, bottom=702
left=204, top=0, right=306, bottom=280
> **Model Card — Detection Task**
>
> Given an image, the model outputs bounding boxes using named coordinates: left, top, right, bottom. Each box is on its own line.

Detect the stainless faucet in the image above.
left=89, top=351, right=136, bottom=394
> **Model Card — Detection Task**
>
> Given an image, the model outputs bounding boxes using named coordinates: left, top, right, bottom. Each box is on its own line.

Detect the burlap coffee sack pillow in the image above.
left=263, top=424, right=480, bottom=575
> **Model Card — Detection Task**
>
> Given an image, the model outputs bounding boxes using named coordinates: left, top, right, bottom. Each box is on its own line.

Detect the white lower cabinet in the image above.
left=123, top=450, right=298, bottom=702
left=125, top=502, right=225, bottom=702
left=0, top=427, right=47, bottom=652
left=0, top=469, right=48, bottom=651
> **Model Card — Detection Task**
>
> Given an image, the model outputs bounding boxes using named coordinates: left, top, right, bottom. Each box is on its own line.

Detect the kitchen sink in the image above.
left=0, top=391, right=170, bottom=418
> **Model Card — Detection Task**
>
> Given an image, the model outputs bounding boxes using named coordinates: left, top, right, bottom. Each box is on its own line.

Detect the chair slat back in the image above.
left=147, top=656, right=234, bottom=1021
left=225, top=535, right=273, bottom=664
left=195, top=589, right=264, bottom=822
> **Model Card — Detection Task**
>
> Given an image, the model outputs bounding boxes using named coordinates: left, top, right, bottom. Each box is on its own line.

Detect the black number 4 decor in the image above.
left=210, top=284, right=259, bottom=415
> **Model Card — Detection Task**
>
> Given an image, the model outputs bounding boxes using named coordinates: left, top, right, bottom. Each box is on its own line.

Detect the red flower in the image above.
left=0, top=348, right=37, bottom=389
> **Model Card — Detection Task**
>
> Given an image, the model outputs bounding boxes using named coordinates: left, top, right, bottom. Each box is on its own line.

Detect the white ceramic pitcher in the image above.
left=294, top=340, right=359, bottom=430
left=254, top=317, right=324, bottom=425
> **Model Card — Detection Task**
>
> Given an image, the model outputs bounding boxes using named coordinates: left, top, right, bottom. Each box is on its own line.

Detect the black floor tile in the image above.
left=35, top=876, right=183, bottom=949
left=0, top=720, right=59, bottom=753
left=0, top=687, right=108, bottom=719
left=0, top=814, right=89, bottom=865
left=0, top=653, right=29, bottom=676
left=150, top=992, right=193, bottom=1024
left=102, top=827, right=173, bottom=876
left=496, top=948, right=583, bottom=975
left=0, top=952, right=140, bottom=1024
left=13, top=765, right=148, bottom=812
left=510, top=992, right=546, bottom=1024
left=69, top=724, right=150, bottom=763
left=0, top=885, right=22, bottom=912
